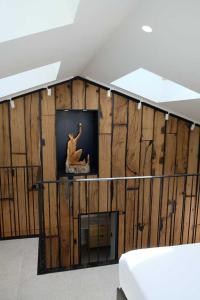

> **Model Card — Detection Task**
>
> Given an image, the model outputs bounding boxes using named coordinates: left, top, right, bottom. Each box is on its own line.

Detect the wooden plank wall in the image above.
left=0, top=94, right=41, bottom=238
left=0, top=77, right=199, bottom=271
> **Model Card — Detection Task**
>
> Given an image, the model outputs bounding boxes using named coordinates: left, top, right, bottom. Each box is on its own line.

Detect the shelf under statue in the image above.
left=65, top=123, right=90, bottom=174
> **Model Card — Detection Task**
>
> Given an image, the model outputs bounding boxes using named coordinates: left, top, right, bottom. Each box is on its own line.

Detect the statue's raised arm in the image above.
left=75, top=123, right=82, bottom=141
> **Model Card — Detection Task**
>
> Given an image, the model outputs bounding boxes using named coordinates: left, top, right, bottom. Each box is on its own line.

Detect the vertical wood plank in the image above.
left=160, top=119, right=179, bottom=246
left=137, top=106, right=154, bottom=248
left=25, top=93, right=41, bottom=166
left=10, top=98, right=26, bottom=154
left=86, top=84, right=99, bottom=110
left=59, top=181, right=70, bottom=268
left=73, top=219, right=79, bottom=265
left=87, top=175, right=98, bottom=213
left=112, top=126, right=127, bottom=212
left=41, top=88, right=55, bottom=116
left=56, top=82, right=72, bottom=110
left=150, top=111, right=165, bottom=246
left=72, top=79, right=85, bottom=109
left=172, top=120, right=189, bottom=244
left=175, top=120, right=189, bottom=173
left=141, top=106, right=154, bottom=141
left=99, top=134, right=111, bottom=212
left=113, top=94, right=127, bottom=125
left=42, top=115, right=56, bottom=180
left=125, top=190, right=136, bottom=251
left=126, top=101, right=141, bottom=178
left=99, top=89, right=112, bottom=134
left=152, top=111, right=165, bottom=175
left=166, top=117, right=177, bottom=134
left=182, top=127, right=200, bottom=243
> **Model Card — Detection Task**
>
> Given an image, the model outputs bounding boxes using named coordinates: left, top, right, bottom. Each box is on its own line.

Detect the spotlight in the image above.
left=47, top=87, right=52, bottom=96
left=137, top=101, right=142, bottom=110
left=191, top=123, right=195, bottom=131
left=10, top=99, right=15, bottom=109
left=107, top=89, right=111, bottom=98
left=165, top=113, right=169, bottom=121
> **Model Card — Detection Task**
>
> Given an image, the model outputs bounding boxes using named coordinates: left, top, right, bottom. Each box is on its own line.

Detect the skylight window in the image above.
left=0, top=0, right=80, bottom=43
left=111, top=68, right=200, bottom=102
left=0, top=61, right=61, bottom=98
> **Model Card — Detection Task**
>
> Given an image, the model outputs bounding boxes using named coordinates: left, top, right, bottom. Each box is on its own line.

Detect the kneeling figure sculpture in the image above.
left=65, top=123, right=90, bottom=174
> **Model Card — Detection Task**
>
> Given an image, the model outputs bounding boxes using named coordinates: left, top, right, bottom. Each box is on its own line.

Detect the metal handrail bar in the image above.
left=37, top=173, right=200, bottom=184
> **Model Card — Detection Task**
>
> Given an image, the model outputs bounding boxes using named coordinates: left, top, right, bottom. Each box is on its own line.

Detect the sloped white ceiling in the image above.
left=161, top=99, right=200, bottom=124
left=0, top=0, right=138, bottom=80
left=84, top=0, right=200, bottom=92
left=84, top=0, right=200, bottom=122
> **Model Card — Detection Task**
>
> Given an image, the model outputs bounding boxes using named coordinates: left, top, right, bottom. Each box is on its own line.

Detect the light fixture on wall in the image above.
left=165, top=113, right=169, bottom=121
left=107, top=89, right=111, bottom=98
left=47, top=87, right=52, bottom=96
left=10, top=98, right=15, bottom=109
left=137, top=101, right=142, bottom=110
left=142, top=25, right=153, bottom=33
left=190, top=123, right=195, bottom=131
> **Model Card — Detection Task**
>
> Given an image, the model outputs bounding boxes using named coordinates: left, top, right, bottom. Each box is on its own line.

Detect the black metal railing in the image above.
left=37, top=173, right=200, bottom=274
left=0, top=166, right=41, bottom=239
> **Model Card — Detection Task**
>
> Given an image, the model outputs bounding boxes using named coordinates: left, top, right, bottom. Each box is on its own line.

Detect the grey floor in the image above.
left=0, top=238, right=119, bottom=300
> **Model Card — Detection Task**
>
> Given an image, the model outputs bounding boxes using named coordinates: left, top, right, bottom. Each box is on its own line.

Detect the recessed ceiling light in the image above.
left=142, top=25, right=152, bottom=33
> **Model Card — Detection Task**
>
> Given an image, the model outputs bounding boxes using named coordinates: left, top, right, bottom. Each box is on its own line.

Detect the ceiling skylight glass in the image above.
left=0, top=61, right=61, bottom=98
left=111, top=68, right=200, bottom=102
left=0, top=0, right=80, bottom=43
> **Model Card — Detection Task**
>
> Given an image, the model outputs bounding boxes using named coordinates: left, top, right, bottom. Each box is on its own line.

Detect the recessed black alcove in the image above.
left=56, top=110, right=98, bottom=177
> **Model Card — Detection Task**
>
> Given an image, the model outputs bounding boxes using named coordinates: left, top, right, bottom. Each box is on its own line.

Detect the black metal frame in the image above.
left=37, top=173, right=200, bottom=274
left=0, top=170, right=199, bottom=274
left=78, top=211, right=119, bottom=268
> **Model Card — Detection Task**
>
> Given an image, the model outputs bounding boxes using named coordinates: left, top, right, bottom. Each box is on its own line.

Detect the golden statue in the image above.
left=66, top=123, right=90, bottom=174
